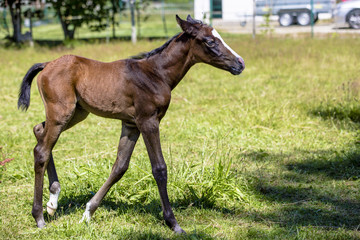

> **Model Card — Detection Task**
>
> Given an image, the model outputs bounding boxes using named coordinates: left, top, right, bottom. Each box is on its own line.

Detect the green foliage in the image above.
left=164, top=0, right=193, bottom=3
left=260, top=10, right=274, bottom=36
left=50, top=0, right=109, bottom=39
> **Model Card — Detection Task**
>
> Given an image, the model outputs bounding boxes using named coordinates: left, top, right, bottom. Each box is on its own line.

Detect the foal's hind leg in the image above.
left=46, top=153, right=61, bottom=216
left=81, top=123, right=140, bottom=222
left=34, top=106, right=89, bottom=216
left=32, top=103, right=76, bottom=228
left=34, top=107, right=90, bottom=217
left=34, top=122, right=61, bottom=216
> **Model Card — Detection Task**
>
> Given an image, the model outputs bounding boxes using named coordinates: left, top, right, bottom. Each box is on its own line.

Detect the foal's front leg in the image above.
left=139, top=118, right=185, bottom=234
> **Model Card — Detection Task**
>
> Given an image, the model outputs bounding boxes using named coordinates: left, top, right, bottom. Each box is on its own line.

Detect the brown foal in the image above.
left=18, top=15, right=244, bottom=234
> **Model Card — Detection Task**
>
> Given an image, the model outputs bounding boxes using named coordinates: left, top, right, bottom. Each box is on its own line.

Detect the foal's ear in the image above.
left=186, top=15, right=201, bottom=24
left=176, top=14, right=199, bottom=37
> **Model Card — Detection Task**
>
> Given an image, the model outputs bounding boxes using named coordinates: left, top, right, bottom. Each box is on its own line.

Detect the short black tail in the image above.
left=18, top=63, right=47, bottom=111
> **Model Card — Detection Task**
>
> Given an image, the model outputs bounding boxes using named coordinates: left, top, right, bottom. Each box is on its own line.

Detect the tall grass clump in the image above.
left=103, top=148, right=250, bottom=210
left=170, top=151, right=250, bottom=209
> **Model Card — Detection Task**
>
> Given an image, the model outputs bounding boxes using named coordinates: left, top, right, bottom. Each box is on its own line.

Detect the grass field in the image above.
left=1, top=34, right=360, bottom=239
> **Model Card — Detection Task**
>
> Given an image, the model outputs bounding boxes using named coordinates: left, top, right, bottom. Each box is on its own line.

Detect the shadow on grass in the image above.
left=94, top=228, right=214, bottom=240
left=256, top=184, right=360, bottom=229
left=287, top=149, right=360, bottom=180
left=52, top=195, right=162, bottom=220
left=240, top=148, right=360, bottom=230
left=107, top=229, right=214, bottom=240
left=47, top=190, right=235, bottom=225
left=304, top=102, right=360, bottom=180
left=44, top=194, right=217, bottom=239
left=309, top=100, right=360, bottom=128
left=237, top=101, right=360, bottom=230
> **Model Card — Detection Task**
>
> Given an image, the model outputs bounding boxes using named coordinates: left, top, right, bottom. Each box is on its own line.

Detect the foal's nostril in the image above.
left=238, top=57, right=245, bottom=70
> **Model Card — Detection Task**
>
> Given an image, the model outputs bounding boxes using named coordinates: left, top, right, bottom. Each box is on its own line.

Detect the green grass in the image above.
left=1, top=34, right=360, bottom=239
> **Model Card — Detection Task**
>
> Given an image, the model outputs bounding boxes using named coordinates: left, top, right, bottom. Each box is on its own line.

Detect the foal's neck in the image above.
left=149, top=33, right=195, bottom=90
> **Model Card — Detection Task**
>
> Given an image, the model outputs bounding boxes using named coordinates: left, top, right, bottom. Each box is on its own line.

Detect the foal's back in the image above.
left=37, top=55, right=137, bottom=120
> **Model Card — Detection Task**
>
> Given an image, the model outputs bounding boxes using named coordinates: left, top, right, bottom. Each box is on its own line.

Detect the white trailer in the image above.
left=256, top=0, right=336, bottom=26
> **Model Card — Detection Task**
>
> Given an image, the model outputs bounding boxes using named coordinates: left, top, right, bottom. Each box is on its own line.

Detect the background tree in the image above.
left=135, top=0, right=151, bottom=38
left=129, top=0, right=136, bottom=44
left=1, top=0, right=34, bottom=43
left=129, top=0, right=150, bottom=44
left=110, top=0, right=127, bottom=38
left=49, top=0, right=109, bottom=40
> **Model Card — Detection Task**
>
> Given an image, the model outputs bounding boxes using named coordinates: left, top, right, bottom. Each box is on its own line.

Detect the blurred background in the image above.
left=0, top=0, right=359, bottom=45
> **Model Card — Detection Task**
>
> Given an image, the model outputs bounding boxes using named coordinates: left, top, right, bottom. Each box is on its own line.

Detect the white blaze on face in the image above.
left=211, top=28, right=242, bottom=59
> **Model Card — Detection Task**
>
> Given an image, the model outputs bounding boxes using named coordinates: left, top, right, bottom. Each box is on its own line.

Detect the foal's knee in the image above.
left=112, top=161, right=129, bottom=179
left=33, top=144, right=49, bottom=172
left=152, top=165, right=168, bottom=182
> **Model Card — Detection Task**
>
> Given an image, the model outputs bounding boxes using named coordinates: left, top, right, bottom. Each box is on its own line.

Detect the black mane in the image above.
left=131, top=33, right=182, bottom=60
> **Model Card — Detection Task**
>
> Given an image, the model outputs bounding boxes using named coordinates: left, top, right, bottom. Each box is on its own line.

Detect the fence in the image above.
left=0, top=1, right=194, bottom=41
left=0, top=1, right=354, bottom=42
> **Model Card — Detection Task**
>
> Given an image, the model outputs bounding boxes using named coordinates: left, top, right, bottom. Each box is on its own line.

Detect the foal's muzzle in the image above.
left=230, top=57, right=245, bottom=75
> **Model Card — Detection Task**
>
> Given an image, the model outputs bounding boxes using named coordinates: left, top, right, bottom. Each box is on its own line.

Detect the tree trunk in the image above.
left=111, top=0, right=116, bottom=38
left=8, top=0, right=21, bottom=42
left=7, top=0, right=33, bottom=43
left=57, top=10, right=76, bottom=40
left=130, top=0, right=136, bottom=44
left=136, top=1, right=141, bottom=38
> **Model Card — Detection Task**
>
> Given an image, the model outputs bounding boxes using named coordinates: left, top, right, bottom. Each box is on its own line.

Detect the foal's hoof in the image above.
left=46, top=206, right=56, bottom=216
left=46, top=189, right=60, bottom=216
left=46, top=200, right=58, bottom=216
left=173, top=225, right=186, bottom=234
left=80, top=210, right=92, bottom=223
left=36, top=219, right=46, bottom=229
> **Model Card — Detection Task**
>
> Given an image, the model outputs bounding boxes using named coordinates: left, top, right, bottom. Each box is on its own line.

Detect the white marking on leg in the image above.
left=46, top=188, right=60, bottom=216
left=80, top=202, right=92, bottom=223
left=211, top=28, right=242, bottom=59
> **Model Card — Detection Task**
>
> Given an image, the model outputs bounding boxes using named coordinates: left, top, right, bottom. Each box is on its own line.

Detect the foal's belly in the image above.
left=78, top=97, right=136, bottom=121
left=75, top=80, right=136, bottom=122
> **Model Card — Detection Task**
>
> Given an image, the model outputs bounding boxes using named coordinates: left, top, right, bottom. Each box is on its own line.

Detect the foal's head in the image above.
left=176, top=15, right=245, bottom=75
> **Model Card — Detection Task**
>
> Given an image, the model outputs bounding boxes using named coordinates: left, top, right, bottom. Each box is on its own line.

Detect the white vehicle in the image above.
left=256, top=0, right=336, bottom=26
left=334, top=0, right=360, bottom=29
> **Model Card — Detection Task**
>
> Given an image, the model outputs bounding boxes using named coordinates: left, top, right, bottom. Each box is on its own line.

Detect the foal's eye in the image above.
left=204, top=40, right=215, bottom=48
